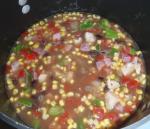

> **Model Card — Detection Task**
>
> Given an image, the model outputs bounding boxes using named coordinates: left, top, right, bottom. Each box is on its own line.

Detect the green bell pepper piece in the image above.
left=99, top=19, right=110, bottom=29
left=24, top=69, right=33, bottom=87
left=77, top=119, right=85, bottom=129
left=130, top=48, right=136, bottom=55
left=108, top=48, right=119, bottom=57
left=105, top=28, right=118, bottom=39
left=33, top=119, right=40, bottom=129
left=48, top=105, right=64, bottom=116
left=18, top=98, right=33, bottom=107
left=12, top=44, right=25, bottom=53
left=92, top=98, right=103, bottom=107
left=95, top=44, right=100, bottom=52
left=80, top=20, right=93, bottom=29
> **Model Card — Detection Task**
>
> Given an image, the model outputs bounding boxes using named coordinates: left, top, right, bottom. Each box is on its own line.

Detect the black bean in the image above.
left=95, top=34, right=103, bottom=39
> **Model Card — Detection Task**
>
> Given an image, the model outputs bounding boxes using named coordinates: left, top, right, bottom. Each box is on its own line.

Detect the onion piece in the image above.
left=33, top=48, right=47, bottom=56
left=107, top=79, right=120, bottom=91
left=84, top=32, right=96, bottom=43
left=96, top=61, right=105, bottom=71
left=53, top=33, right=61, bottom=41
left=80, top=43, right=90, bottom=52
left=105, top=91, right=119, bottom=110
left=11, top=61, right=20, bottom=71
left=38, top=74, right=47, bottom=82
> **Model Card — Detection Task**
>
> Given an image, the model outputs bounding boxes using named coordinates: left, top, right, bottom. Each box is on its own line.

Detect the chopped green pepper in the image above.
left=18, top=98, right=33, bottom=107
left=80, top=20, right=93, bottom=29
left=92, top=98, right=103, bottom=107
left=12, top=44, right=25, bottom=53
left=58, top=58, right=68, bottom=66
left=105, top=28, right=118, bottom=39
left=95, top=44, right=100, bottom=52
left=25, top=69, right=33, bottom=87
left=108, top=48, right=119, bottom=57
left=99, top=19, right=110, bottom=29
left=77, top=119, right=85, bottom=129
left=23, top=87, right=32, bottom=94
left=130, top=48, right=136, bottom=55
left=48, top=105, right=64, bottom=116
left=32, top=119, right=40, bottom=129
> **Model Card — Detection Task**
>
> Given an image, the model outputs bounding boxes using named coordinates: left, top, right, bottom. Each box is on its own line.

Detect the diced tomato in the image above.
left=18, top=69, right=25, bottom=78
left=65, top=97, right=81, bottom=108
left=5, top=65, right=11, bottom=74
left=121, top=76, right=139, bottom=90
left=21, top=31, right=28, bottom=38
left=51, top=27, right=60, bottom=33
left=20, top=49, right=38, bottom=60
left=124, top=106, right=134, bottom=113
left=105, top=112, right=119, bottom=122
left=87, top=28, right=101, bottom=34
left=98, top=66, right=111, bottom=78
left=93, top=107, right=104, bottom=120
left=32, top=109, right=41, bottom=118
left=48, top=21, right=55, bottom=28
left=101, top=39, right=111, bottom=49
left=26, top=52, right=38, bottom=60
left=64, top=84, right=72, bottom=92
left=96, top=54, right=104, bottom=61
left=58, top=112, right=69, bottom=126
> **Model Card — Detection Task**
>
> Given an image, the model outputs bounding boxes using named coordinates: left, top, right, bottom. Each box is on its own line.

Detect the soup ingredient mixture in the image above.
left=5, top=12, right=146, bottom=129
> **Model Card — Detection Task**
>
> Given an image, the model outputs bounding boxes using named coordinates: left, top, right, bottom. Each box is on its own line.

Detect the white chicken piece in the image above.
left=105, top=91, right=119, bottom=110
left=84, top=32, right=96, bottom=43
left=38, top=74, right=47, bottom=83
left=107, top=79, right=120, bottom=91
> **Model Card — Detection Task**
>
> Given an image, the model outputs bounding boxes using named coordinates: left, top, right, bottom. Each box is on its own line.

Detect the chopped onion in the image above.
left=107, top=79, right=120, bottom=91
left=11, top=61, right=20, bottom=71
left=96, top=61, right=105, bottom=71
left=38, top=74, right=47, bottom=82
left=115, top=103, right=124, bottom=112
left=104, top=57, right=112, bottom=66
left=105, top=91, right=119, bottom=110
left=33, top=48, right=46, bottom=56
left=85, top=32, right=96, bottom=43
left=53, top=33, right=61, bottom=41
left=64, top=44, right=73, bottom=51
left=74, top=37, right=82, bottom=44
left=80, top=43, right=90, bottom=52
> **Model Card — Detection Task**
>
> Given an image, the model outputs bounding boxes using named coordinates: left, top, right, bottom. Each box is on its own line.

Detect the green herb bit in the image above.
left=80, top=20, right=93, bottom=29
left=77, top=119, right=85, bottom=129
left=108, top=48, right=119, bottom=57
left=48, top=105, right=64, bottom=116
left=18, top=98, right=33, bottom=107
left=12, top=44, right=26, bottom=53
left=58, top=57, right=68, bottom=66
left=130, top=48, right=136, bottom=55
left=33, top=119, right=40, bottom=129
left=105, top=28, right=118, bottom=39
left=95, top=44, right=100, bottom=52
left=25, top=69, right=33, bottom=87
left=99, top=19, right=110, bottom=29
left=92, top=98, right=103, bottom=107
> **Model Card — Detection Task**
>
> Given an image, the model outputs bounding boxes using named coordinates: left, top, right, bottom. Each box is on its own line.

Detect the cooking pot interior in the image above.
left=0, top=0, right=150, bottom=128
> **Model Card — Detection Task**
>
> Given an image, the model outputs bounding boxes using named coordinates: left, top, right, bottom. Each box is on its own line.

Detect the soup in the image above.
left=5, top=12, right=146, bottom=129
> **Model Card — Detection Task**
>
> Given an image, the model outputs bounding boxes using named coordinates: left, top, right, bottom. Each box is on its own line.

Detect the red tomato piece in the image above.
left=58, top=112, right=69, bottom=126
left=122, top=46, right=130, bottom=54
left=96, top=54, right=104, bottom=61
left=32, top=109, right=41, bottom=118
left=18, top=69, right=25, bottom=78
left=51, top=27, right=60, bottom=33
left=20, top=49, right=29, bottom=57
left=87, top=28, right=101, bottom=34
left=65, top=97, right=81, bottom=108
left=93, top=107, right=104, bottom=120
left=64, top=84, right=72, bottom=92
left=121, top=76, right=139, bottom=90
left=105, top=112, right=119, bottom=122
left=124, top=106, right=134, bottom=113
left=21, top=31, right=29, bottom=38
left=26, top=52, right=38, bottom=60
left=101, top=39, right=111, bottom=49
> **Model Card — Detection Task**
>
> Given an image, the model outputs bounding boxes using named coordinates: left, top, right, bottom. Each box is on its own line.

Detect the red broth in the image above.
left=5, top=12, right=146, bottom=129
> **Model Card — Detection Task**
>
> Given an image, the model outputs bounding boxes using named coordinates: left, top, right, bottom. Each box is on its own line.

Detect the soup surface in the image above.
left=5, top=12, right=146, bottom=129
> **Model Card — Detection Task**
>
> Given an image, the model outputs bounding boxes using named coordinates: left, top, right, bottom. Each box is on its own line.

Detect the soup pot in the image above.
left=0, top=0, right=150, bottom=128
